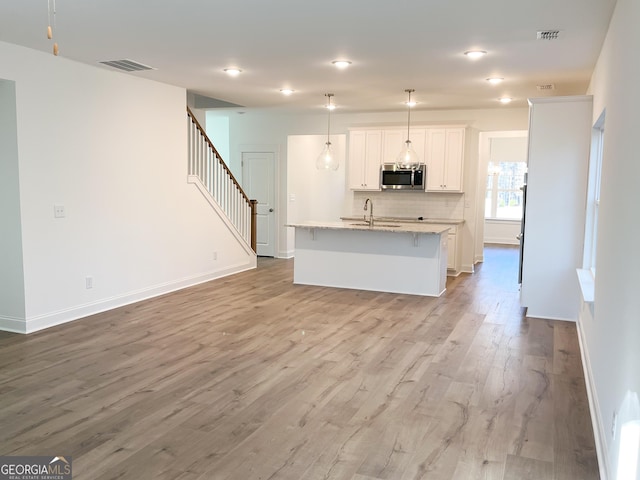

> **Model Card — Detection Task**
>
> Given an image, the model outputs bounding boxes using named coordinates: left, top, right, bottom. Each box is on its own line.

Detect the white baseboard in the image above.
left=576, top=307, right=610, bottom=480
left=278, top=250, right=295, bottom=259
left=484, top=237, right=519, bottom=245
left=524, top=308, right=577, bottom=322
left=0, top=315, right=27, bottom=334
left=1, top=260, right=256, bottom=335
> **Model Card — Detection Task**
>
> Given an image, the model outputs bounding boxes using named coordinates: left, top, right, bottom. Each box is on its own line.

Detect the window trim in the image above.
left=583, top=110, right=605, bottom=277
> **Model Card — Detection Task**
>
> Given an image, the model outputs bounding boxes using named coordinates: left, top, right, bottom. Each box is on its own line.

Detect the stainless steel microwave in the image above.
left=380, top=163, right=426, bottom=190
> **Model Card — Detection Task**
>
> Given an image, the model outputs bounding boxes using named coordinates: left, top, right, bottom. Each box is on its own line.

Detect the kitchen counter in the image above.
left=340, top=216, right=464, bottom=225
left=288, top=220, right=450, bottom=235
left=288, top=220, right=449, bottom=297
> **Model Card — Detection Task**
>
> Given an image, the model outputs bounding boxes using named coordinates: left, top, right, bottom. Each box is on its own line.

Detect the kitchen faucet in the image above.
left=363, top=198, right=374, bottom=226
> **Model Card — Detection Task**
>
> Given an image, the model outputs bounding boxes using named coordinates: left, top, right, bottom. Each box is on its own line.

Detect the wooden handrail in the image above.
left=187, top=107, right=258, bottom=253
left=186, top=107, right=250, bottom=205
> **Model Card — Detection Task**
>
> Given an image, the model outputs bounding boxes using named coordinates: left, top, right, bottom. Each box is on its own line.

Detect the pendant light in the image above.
left=316, top=93, right=339, bottom=171
left=396, top=89, right=420, bottom=169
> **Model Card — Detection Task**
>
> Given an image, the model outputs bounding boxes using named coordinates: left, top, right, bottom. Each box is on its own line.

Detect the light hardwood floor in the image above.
left=0, top=245, right=599, bottom=479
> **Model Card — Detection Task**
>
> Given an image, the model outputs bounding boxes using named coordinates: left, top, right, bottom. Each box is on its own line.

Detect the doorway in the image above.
left=242, top=152, right=276, bottom=257
left=475, top=131, right=528, bottom=267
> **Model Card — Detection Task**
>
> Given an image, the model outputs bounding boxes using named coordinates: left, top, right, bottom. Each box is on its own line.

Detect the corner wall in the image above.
left=583, top=0, right=640, bottom=477
left=0, top=41, right=255, bottom=333
left=0, top=79, right=25, bottom=322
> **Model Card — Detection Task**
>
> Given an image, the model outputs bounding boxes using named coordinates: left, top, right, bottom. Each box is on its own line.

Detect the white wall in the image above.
left=0, top=79, right=25, bottom=321
left=286, top=134, right=348, bottom=222
left=484, top=220, right=520, bottom=245
left=0, top=41, right=255, bottom=333
left=226, top=107, right=529, bottom=266
left=583, top=0, right=640, bottom=477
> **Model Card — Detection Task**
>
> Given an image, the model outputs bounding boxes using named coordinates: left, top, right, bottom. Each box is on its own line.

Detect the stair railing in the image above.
left=187, top=107, right=257, bottom=252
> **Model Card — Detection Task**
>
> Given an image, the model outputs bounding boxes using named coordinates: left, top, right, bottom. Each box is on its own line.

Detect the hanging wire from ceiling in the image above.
left=47, top=0, right=59, bottom=55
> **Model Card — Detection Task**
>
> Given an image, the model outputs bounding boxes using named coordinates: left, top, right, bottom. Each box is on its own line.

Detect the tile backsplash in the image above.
left=349, top=191, right=465, bottom=220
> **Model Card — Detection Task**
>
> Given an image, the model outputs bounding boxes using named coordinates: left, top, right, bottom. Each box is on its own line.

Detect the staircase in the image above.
left=186, top=107, right=257, bottom=253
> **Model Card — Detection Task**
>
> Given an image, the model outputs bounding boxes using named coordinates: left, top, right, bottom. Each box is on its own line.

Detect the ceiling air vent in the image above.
left=537, top=30, right=560, bottom=40
left=99, top=59, right=155, bottom=72
left=537, top=84, right=555, bottom=91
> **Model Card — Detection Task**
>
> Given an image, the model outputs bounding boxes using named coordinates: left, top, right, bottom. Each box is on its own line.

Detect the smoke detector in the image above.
left=537, top=30, right=561, bottom=40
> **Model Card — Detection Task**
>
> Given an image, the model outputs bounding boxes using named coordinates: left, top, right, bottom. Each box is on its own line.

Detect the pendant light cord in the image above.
left=326, top=93, right=333, bottom=145
left=405, top=89, right=414, bottom=143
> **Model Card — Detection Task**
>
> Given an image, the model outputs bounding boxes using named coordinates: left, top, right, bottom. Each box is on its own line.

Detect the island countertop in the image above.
left=340, top=216, right=465, bottom=225
left=287, top=220, right=450, bottom=235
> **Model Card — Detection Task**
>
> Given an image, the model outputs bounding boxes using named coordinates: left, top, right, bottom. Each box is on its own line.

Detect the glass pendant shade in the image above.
left=397, top=140, right=419, bottom=169
left=396, top=89, right=421, bottom=169
left=317, top=93, right=338, bottom=171
left=316, top=141, right=338, bottom=170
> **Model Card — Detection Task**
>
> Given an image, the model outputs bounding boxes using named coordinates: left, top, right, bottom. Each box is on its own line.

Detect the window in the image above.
left=485, top=161, right=527, bottom=220
left=585, top=113, right=605, bottom=274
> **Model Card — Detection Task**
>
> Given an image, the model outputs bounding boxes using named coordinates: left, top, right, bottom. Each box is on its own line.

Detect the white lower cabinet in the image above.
left=447, top=233, right=457, bottom=270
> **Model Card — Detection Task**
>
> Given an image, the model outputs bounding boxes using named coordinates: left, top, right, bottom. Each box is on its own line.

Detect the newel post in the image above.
left=250, top=199, right=258, bottom=253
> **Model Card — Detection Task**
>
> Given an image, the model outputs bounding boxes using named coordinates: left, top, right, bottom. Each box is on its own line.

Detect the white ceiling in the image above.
left=0, top=0, right=617, bottom=113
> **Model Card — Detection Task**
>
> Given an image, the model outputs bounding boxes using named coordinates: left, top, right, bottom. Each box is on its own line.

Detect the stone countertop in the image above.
left=287, top=221, right=450, bottom=235
left=340, top=216, right=465, bottom=225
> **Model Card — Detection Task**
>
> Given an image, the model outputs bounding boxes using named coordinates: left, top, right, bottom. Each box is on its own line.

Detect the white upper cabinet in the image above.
left=425, top=127, right=465, bottom=192
left=348, top=130, right=383, bottom=191
left=382, top=129, right=426, bottom=166
left=348, top=126, right=462, bottom=192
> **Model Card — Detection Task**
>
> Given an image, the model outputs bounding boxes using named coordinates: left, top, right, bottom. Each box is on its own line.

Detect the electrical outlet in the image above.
left=213, top=251, right=218, bottom=261
left=85, top=276, right=93, bottom=289
left=612, top=410, right=618, bottom=440
left=54, top=204, right=66, bottom=218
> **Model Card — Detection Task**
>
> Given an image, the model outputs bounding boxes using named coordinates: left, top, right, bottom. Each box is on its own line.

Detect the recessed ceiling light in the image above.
left=499, top=97, right=513, bottom=104
left=332, top=60, right=352, bottom=69
left=326, top=103, right=336, bottom=110
left=280, top=88, right=294, bottom=95
left=405, top=100, right=418, bottom=107
left=464, top=50, right=487, bottom=59
left=486, top=77, right=504, bottom=85
left=224, top=67, right=242, bottom=76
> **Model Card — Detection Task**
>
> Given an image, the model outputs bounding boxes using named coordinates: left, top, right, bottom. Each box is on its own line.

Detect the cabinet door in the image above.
left=443, top=128, right=465, bottom=191
left=382, top=130, right=404, bottom=165
left=348, top=130, right=367, bottom=190
left=425, top=129, right=446, bottom=190
left=411, top=129, right=427, bottom=165
left=383, top=129, right=427, bottom=166
left=447, top=233, right=456, bottom=270
left=349, top=130, right=382, bottom=190
left=362, top=130, right=383, bottom=190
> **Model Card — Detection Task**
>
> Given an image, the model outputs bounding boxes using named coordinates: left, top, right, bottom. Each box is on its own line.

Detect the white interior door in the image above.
left=242, top=152, right=276, bottom=257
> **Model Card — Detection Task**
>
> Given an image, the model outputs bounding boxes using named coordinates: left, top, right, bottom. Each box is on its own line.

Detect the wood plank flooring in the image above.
left=0, top=245, right=599, bottom=479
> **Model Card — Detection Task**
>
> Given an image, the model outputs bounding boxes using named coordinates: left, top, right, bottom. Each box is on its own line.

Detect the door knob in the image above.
left=269, top=208, right=274, bottom=212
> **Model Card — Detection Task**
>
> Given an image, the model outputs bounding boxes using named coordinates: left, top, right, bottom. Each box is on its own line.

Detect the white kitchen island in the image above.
left=288, top=221, right=450, bottom=297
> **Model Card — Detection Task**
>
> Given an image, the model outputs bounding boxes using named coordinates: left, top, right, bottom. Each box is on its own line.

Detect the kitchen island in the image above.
left=288, top=221, right=450, bottom=297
